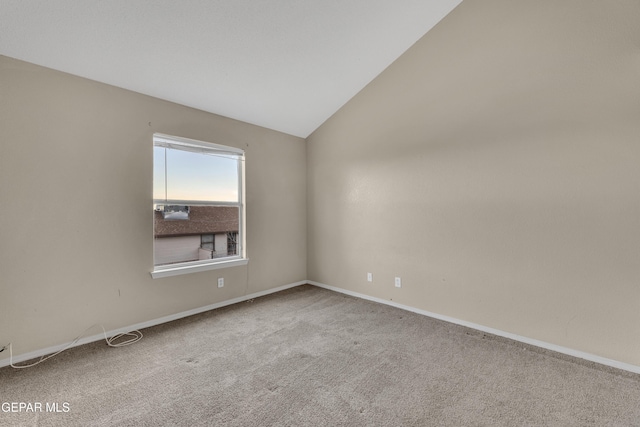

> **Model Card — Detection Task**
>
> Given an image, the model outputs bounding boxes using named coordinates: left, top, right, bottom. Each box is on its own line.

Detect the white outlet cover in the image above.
left=217, top=278, right=224, bottom=288
left=367, top=273, right=373, bottom=282
left=395, top=277, right=402, bottom=288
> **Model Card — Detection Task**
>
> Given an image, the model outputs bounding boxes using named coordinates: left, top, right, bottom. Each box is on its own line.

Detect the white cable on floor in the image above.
left=6, top=324, right=143, bottom=369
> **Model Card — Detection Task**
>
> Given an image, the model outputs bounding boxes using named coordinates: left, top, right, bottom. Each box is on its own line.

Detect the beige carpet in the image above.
left=1, top=284, right=639, bottom=426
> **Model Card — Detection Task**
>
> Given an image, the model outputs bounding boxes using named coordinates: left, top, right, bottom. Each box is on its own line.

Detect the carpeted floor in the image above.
left=1, top=284, right=639, bottom=426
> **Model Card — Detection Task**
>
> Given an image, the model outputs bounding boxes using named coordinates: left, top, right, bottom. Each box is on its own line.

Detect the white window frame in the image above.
left=151, top=133, right=247, bottom=279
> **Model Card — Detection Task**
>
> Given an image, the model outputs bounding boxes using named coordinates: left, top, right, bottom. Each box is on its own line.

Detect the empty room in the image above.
left=1, top=0, right=639, bottom=425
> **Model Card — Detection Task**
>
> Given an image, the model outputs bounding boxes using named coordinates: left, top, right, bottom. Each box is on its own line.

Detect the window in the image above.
left=227, top=232, right=238, bottom=255
left=151, top=133, right=247, bottom=278
left=201, top=234, right=214, bottom=251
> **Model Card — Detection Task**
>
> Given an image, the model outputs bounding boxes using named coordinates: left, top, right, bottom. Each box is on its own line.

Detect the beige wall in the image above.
left=0, top=55, right=307, bottom=358
left=2, top=0, right=639, bottom=369
left=307, top=1, right=640, bottom=365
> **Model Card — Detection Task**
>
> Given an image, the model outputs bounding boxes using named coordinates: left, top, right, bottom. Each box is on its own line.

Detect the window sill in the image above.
left=151, top=258, right=249, bottom=279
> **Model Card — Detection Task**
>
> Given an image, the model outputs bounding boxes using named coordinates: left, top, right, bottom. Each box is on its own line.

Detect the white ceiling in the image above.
left=0, top=0, right=461, bottom=138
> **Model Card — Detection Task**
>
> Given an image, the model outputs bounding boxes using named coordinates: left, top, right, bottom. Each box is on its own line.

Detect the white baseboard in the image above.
left=307, top=281, right=640, bottom=375
left=0, top=280, right=307, bottom=369
left=4, top=279, right=638, bottom=375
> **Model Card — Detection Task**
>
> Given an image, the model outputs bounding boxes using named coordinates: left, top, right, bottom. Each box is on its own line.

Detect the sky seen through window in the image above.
left=153, top=146, right=239, bottom=203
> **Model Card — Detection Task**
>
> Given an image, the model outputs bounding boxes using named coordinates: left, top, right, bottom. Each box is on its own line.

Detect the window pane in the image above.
left=153, top=146, right=166, bottom=201
left=154, top=206, right=240, bottom=266
left=165, top=148, right=238, bottom=202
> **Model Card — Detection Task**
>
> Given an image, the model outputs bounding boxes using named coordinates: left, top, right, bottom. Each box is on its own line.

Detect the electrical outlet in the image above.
left=367, top=272, right=373, bottom=282
left=394, top=277, right=402, bottom=288
left=217, top=278, right=224, bottom=288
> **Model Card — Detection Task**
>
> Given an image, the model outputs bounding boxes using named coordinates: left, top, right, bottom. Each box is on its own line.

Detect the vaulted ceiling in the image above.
left=0, top=0, right=462, bottom=137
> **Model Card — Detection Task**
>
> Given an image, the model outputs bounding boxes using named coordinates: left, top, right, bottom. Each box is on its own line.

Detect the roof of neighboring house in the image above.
left=154, top=206, right=238, bottom=237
